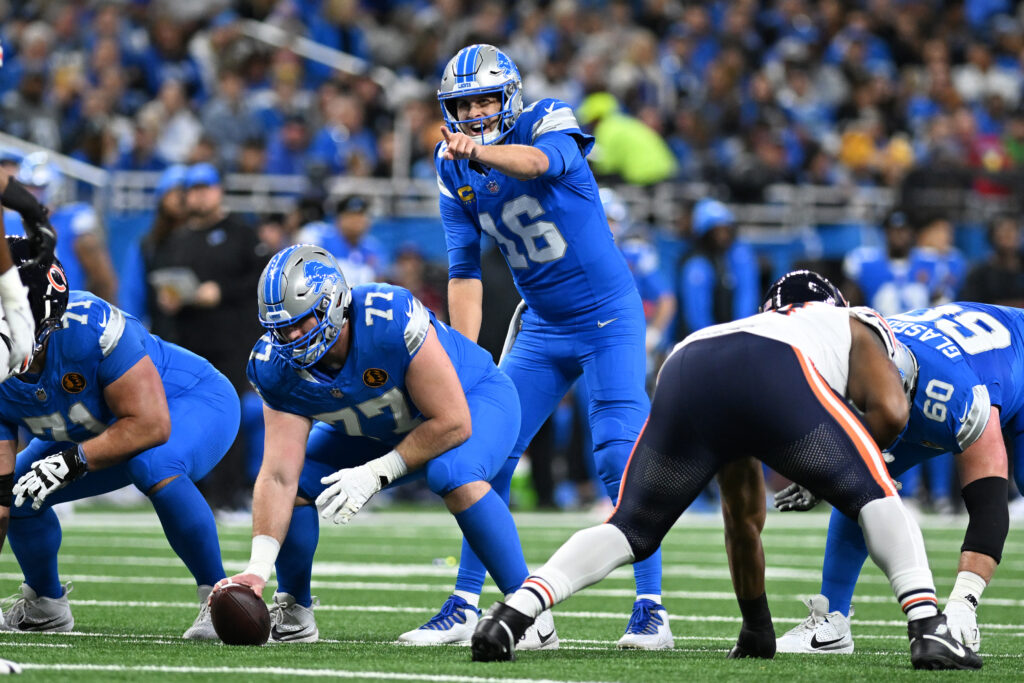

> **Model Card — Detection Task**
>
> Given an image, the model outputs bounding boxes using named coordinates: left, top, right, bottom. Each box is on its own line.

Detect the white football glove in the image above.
left=315, top=450, right=407, bottom=525
left=773, top=482, right=820, bottom=512
left=944, top=599, right=980, bottom=652
left=13, top=447, right=88, bottom=510
left=0, top=267, right=34, bottom=374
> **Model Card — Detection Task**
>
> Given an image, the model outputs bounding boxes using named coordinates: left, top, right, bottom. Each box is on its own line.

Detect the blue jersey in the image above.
left=5, top=202, right=97, bottom=292
left=619, top=237, right=669, bottom=315
left=0, top=291, right=220, bottom=444
left=435, top=98, right=637, bottom=320
left=247, top=283, right=498, bottom=445
left=886, top=303, right=1024, bottom=455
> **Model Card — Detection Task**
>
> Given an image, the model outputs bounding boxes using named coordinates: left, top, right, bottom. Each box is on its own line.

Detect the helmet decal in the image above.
left=438, top=44, right=524, bottom=146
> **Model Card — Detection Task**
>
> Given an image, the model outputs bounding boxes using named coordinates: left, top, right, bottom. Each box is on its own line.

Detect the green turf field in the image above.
left=0, top=505, right=1020, bottom=681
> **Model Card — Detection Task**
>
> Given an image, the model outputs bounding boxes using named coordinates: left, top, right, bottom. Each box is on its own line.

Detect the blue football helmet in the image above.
left=257, top=244, right=352, bottom=369
left=438, top=44, right=523, bottom=145
left=16, top=151, right=63, bottom=206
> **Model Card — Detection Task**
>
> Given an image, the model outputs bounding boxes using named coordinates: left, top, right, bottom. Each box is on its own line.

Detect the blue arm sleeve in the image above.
left=535, top=132, right=583, bottom=179
left=441, top=193, right=482, bottom=280
left=680, top=258, right=716, bottom=333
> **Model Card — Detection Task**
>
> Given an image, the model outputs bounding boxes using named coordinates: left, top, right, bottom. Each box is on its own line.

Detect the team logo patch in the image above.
left=362, top=368, right=388, bottom=388
left=34, top=387, right=47, bottom=402
left=486, top=179, right=500, bottom=193
left=302, top=260, right=338, bottom=289
left=61, top=372, right=87, bottom=393
left=330, top=388, right=343, bottom=398
left=457, top=185, right=475, bottom=202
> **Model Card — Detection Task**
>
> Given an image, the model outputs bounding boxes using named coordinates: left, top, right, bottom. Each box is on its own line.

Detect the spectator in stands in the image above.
left=264, top=114, right=316, bottom=176
left=143, top=164, right=189, bottom=341
left=961, top=213, right=1024, bottom=306
left=140, top=16, right=205, bottom=101
left=576, top=92, right=678, bottom=185
left=389, top=241, right=446, bottom=321
left=154, top=162, right=265, bottom=512
left=113, top=115, right=169, bottom=171
left=843, top=209, right=932, bottom=315
left=296, top=194, right=387, bottom=285
left=310, top=92, right=377, bottom=176
left=201, top=68, right=264, bottom=170
left=675, top=199, right=759, bottom=339
left=915, top=213, right=967, bottom=304
left=138, top=79, right=203, bottom=164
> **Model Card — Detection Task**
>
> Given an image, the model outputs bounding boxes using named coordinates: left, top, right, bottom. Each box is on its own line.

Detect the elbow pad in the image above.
left=960, top=476, right=1009, bottom=564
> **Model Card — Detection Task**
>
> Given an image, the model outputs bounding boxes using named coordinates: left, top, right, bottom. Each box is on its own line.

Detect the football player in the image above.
left=471, top=271, right=981, bottom=670
left=212, top=245, right=556, bottom=648
left=429, top=43, right=671, bottom=649
left=0, top=237, right=238, bottom=639
left=776, top=301, right=1023, bottom=655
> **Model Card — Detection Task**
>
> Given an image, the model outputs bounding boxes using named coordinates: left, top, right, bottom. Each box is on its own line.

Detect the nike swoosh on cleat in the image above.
left=20, top=616, right=65, bottom=631
left=810, top=633, right=846, bottom=649
left=921, top=634, right=966, bottom=657
left=538, top=630, right=555, bottom=644
left=597, top=318, right=618, bottom=328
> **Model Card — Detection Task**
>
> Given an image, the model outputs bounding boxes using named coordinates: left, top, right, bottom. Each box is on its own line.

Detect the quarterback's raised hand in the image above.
left=315, top=450, right=407, bottom=525
left=13, top=447, right=88, bottom=510
left=0, top=267, right=34, bottom=374
left=773, top=482, right=820, bottom=512
left=440, top=127, right=480, bottom=162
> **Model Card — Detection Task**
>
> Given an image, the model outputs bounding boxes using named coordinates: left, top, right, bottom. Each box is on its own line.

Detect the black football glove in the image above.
left=23, top=212, right=57, bottom=267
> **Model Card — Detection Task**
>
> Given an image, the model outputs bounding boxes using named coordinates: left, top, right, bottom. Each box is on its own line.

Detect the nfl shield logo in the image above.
left=486, top=179, right=500, bottom=194
left=330, top=388, right=343, bottom=398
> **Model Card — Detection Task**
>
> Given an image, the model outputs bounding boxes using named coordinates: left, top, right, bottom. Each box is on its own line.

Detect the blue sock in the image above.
left=275, top=505, right=318, bottom=607
left=454, top=488, right=528, bottom=595
left=454, top=458, right=517, bottom=595
left=602, top=478, right=663, bottom=598
left=150, top=476, right=226, bottom=587
left=7, top=508, right=63, bottom=599
left=820, top=506, right=869, bottom=616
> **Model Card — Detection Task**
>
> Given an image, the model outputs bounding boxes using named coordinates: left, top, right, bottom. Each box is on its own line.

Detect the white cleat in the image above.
left=1, top=582, right=74, bottom=633
left=517, top=608, right=559, bottom=651
left=776, top=594, right=854, bottom=654
left=398, top=594, right=479, bottom=645
left=269, top=592, right=319, bottom=643
left=182, top=585, right=218, bottom=640
left=0, top=657, right=21, bottom=674
left=617, top=599, right=674, bottom=650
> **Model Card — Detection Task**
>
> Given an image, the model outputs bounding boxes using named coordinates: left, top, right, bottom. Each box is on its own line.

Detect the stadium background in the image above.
left=1, top=1, right=1024, bottom=501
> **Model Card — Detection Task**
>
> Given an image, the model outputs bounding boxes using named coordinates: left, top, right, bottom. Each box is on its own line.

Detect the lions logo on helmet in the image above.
left=438, top=44, right=524, bottom=145
left=257, top=244, right=352, bottom=369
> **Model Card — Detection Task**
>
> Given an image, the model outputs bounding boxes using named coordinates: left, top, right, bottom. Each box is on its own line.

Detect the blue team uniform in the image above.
left=820, top=303, right=1024, bottom=616
left=435, top=98, right=659, bottom=597
left=843, top=246, right=966, bottom=317
left=5, top=203, right=97, bottom=293
left=3, top=291, right=239, bottom=598
left=247, top=283, right=528, bottom=604
left=247, top=283, right=520, bottom=501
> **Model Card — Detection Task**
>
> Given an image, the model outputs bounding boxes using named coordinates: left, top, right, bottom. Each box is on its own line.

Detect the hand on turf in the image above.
left=773, top=482, right=820, bottom=512
left=13, top=448, right=88, bottom=510
left=211, top=574, right=266, bottom=602
left=944, top=599, right=981, bottom=652
left=316, top=464, right=382, bottom=525
left=440, top=127, right=481, bottom=162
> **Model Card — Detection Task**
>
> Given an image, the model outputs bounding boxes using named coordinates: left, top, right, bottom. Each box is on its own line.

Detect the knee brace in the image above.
left=960, top=476, right=1009, bottom=564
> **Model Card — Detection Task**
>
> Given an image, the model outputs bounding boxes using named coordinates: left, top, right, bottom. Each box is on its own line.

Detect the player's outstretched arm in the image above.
left=0, top=176, right=55, bottom=266
left=216, top=404, right=311, bottom=599
left=945, top=408, right=1009, bottom=652
left=439, top=127, right=549, bottom=180
left=846, top=318, right=910, bottom=449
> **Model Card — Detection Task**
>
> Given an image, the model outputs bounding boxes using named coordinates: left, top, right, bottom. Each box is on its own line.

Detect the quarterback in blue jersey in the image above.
left=213, top=244, right=556, bottom=648
left=432, top=43, right=670, bottom=649
left=0, top=237, right=238, bottom=639
left=776, top=302, right=1021, bottom=655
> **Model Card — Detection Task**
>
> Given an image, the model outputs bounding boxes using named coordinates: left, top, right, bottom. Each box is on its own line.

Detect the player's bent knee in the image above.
left=425, top=459, right=477, bottom=498
left=608, top=515, right=660, bottom=562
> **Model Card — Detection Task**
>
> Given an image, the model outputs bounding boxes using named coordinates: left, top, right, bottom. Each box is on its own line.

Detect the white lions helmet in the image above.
left=438, top=44, right=523, bottom=145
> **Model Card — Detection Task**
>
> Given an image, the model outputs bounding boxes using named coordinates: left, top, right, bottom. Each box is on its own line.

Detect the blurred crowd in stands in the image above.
left=3, top=0, right=1024, bottom=513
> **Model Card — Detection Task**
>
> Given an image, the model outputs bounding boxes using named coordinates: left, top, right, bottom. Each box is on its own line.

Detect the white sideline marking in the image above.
left=16, top=663, right=616, bottom=682
left=40, top=599, right=1024, bottom=633
left=0, top=642, right=71, bottom=648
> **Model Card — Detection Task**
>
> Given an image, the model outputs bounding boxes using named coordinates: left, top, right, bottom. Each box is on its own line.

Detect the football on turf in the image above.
left=210, top=584, right=271, bottom=646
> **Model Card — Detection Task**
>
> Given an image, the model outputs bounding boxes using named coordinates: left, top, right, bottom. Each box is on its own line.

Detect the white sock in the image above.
left=505, top=524, right=635, bottom=618
left=859, top=496, right=938, bottom=621
left=454, top=590, right=479, bottom=608
left=636, top=594, right=662, bottom=604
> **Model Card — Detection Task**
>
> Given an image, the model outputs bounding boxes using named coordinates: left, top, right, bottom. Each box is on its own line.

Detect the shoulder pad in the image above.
left=850, top=306, right=898, bottom=358
left=529, top=99, right=583, bottom=142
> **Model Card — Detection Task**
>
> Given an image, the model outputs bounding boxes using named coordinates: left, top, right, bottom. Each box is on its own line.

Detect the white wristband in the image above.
left=0, top=267, right=25, bottom=301
left=371, top=449, right=408, bottom=486
left=245, top=534, right=280, bottom=582
left=949, top=570, right=986, bottom=609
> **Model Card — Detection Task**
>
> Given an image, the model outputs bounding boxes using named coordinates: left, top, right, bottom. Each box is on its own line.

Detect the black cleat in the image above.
left=471, top=602, right=535, bottom=662
left=908, top=613, right=982, bottom=670
left=727, top=622, right=776, bottom=659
